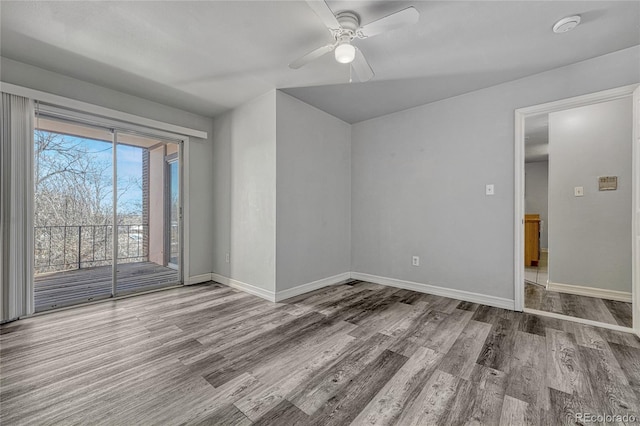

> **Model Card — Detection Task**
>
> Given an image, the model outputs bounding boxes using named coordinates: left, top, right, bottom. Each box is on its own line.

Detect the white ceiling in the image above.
left=1, top=1, right=638, bottom=123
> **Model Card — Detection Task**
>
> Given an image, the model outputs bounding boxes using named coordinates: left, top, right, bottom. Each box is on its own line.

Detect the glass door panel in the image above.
left=33, top=118, right=114, bottom=311
left=115, top=133, right=180, bottom=295
left=167, top=155, right=179, bottom=269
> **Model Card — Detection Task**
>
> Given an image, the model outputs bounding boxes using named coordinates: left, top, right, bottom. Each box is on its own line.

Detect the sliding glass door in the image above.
left=33, top=114, right=183, bottom=311
left=115, top=133, right=181, bottom=295
left=33, top=119, right=115, bottom=311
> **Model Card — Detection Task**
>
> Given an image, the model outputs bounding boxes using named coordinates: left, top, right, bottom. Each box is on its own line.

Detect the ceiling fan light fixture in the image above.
left=335, top=42, right=356, bottom=64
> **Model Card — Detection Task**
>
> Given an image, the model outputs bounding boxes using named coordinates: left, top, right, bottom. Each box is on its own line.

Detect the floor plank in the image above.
left=351, top=346, right=443, bottom=425
left=288, top=333, right=394, bottom=415
left=545, top=328, right=589, bottom=396
left=609, top=342, right=640, bottom=401
left=438, top=364, right=507, bottom=425
left=438, top=320, right=492, bottom=380
left=307, top=349, right=407, bottom=426
left=476, top=311, right=520, bottom=373
left=505, top=331, right=548, bottom=410
left=499, top=395, right=538, bottom=425
left=579, top=345, right=639, bottom=416
left=394, top=369, right=460, bottom=425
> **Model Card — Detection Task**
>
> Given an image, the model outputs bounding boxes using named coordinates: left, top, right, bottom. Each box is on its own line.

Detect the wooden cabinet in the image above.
left=524, top=214, right=540, bottom=267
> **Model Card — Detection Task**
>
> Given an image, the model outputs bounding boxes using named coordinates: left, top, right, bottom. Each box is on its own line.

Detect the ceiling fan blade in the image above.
left=305, top=0, right=340, bottom=30
left=359, top=7, right=419, bottom=38
left=351, top=47, right=374, bottom=82
left=289, top=43, right=336, bottom=69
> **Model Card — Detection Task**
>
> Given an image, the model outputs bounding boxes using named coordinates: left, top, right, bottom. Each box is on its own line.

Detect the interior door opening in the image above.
left=514, top=85, right=639, bottom=335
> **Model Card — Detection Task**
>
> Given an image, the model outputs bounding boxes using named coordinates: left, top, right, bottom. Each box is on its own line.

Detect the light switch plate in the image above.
left=574, top=186, right=584, bottom=197
left=486, top=184, right=495, bottom=196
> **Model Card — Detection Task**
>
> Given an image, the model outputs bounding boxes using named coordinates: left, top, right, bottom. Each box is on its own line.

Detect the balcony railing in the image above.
left=34, top=224, right=149, bottom=274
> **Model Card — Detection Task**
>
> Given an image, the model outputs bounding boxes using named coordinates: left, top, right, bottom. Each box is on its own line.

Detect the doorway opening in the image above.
left=514, top=84, right=640, bottom=335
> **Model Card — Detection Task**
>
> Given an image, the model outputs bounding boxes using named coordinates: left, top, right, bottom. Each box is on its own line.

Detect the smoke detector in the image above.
left=553, top=15, right=581, bottom=33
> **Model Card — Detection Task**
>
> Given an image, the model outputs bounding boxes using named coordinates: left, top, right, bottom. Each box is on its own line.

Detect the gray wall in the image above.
left=351, top=46, right=639, bottom=300
left=548, top=98, right=632, bottom=292
left=1, top=57, right=215, bottom=279
left=212, top=91, right=277, bottom=292
left=275, top=92, right=351, bottom=291
left=211, top=107, right=232, bottom=280
left=525, top=161, right=549, bottom=249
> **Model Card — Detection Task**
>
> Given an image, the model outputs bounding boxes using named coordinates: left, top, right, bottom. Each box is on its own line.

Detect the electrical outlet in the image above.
left=225, top=253, right=230, bottom=263
left=574, top=186, right=584, bottom=197
left=485, top=184, right=495, bottom=196
left=412, top=256, right=420, bottom=266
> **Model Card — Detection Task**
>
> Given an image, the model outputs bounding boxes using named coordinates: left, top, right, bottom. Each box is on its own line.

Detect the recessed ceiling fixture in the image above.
left=553, top=15, right=581, bottom=33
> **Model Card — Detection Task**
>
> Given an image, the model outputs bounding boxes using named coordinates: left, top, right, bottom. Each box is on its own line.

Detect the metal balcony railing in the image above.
left=34, top=224, right=149, bottom=274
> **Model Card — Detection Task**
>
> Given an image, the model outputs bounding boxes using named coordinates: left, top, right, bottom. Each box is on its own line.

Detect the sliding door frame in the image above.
left=165, top=152, right=180, bottom=270
left=112, top=129, right=118, bottom=297
left=33, top=105, right=190, bottom=305
left=178, top=142, right=188, bottom=285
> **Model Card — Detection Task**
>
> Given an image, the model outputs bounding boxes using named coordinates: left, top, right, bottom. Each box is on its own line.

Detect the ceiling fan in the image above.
left=290, top=0, right=420, bottom=82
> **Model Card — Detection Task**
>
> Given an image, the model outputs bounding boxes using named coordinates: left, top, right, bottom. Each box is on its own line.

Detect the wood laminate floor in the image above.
left=2, top=280, right=639, bottom=425
left=525, top=283, right=633, bottom=328
left=525, top=252, right=548, bottom=287
left=35, top=262, right=178, bottom=312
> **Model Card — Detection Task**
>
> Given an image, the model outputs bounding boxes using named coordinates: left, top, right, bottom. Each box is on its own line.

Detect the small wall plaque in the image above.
left=598, top=176, right=617, bottom=191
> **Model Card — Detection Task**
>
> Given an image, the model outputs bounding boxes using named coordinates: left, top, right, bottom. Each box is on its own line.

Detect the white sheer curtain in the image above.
left=1, top=92, right=35, bottom=323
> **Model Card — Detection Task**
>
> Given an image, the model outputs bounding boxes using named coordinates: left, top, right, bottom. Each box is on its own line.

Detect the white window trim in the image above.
left=0, top=82, right=207, bottom=139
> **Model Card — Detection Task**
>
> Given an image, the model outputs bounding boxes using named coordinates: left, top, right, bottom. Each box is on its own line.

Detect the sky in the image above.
left=37, top=131, right=143, bottom=214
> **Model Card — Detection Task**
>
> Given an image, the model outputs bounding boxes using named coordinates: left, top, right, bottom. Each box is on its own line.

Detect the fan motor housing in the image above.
left=336, top=11, right=360, bottom=32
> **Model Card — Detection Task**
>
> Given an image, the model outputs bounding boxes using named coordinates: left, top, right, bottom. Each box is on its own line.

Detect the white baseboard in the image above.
left=186, top=273, right=213, bottom=285
left=210, top=273, right=276, bottom=302
left=547, top=281, right=632, bottom=303
left=209, top=270, right=515, bottom=311
left=275, top=272, right=351, bottom=302
left=350, top=272, right=515, bottom=310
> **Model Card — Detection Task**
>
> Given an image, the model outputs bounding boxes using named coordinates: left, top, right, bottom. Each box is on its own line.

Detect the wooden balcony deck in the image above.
left=35, top=262, right=179, bottom=312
